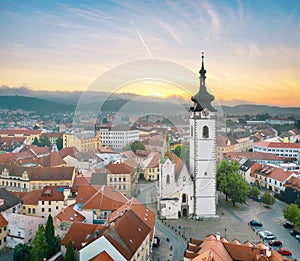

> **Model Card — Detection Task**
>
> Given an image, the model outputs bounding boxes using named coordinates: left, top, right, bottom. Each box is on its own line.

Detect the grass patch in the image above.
left=264, top=205, right=271, bottom=209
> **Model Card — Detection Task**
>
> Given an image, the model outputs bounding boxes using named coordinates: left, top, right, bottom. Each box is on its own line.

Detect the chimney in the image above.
left=216, top=232, right=220, bottom=241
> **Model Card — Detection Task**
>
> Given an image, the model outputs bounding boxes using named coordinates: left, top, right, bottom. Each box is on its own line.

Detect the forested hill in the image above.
left=0, top=96, right=74, bottom=114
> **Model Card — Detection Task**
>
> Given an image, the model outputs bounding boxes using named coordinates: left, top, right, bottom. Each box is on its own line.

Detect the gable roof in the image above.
left=76, top=185, right=128, bottom=211
left=61, top=222, right=105, bottom=250
left=106, top=197, right=155, bottom=240
left=104, top=210, right=150, bottom=260
left=59, top=147, right=79, bottom=158
left=107, top=162, right=134, bottom=174
left=0, top=188, right=23, bottom=212
left=55, top=203, right=85, bottom=223
left=14, top=190, right=43, bottom=205
left=90, top=251, right=114, bottom=261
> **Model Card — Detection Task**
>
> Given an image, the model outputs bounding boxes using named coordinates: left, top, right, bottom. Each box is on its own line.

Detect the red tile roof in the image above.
left=98, top=146, right=116, bottom=154
left=0, top=129, right=42, bottom=136
left=61, top=222, right=105, bottom=250
left=284, top=176, right=300, bottom=191
left=59, top=147, right=79, bottom=158
left=106, top=198, right=155, bottom=240
left=55, top=204, right=85, bottom=223
left=76, top=185, right=128, bottom=211
left=14, top=190, right=43, bottom=205
left=72, top=174, right=90, bottom=192
left=255, top=141, right=300, bottom=149
left=224, top=152, right=283, bottom=161
left=40, top=186, right=69, bottom=201
left=107, top=162, right=134, bottom=174
left=90, top=251, right=114, bottom=261
left=0, top=213, right=8, bottom=227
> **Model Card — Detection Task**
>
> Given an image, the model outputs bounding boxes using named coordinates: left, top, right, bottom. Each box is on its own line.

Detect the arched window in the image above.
left=202, top=126, right=209, bottom=138
left=182, top=194, right=187, bottom=203
left=166, top=175, right=170, bottom=184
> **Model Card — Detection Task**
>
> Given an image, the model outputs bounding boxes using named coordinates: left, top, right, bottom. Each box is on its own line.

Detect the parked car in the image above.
left=278, top=248, right=292, bottom=256
left=269, top=240, right=282, bottom=247
left=290, top=230, right=300, bottom=236
left=249, top=220, right=262, bottom=227
left=283, top=222, right=294, bottom=228
left=258, top=231, right=276, bottom=240
left=153, top=236, right=160, bottom=247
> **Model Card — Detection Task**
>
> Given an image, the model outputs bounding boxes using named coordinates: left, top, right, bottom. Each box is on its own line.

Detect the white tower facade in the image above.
left=189, top=53, right=217, bottom=218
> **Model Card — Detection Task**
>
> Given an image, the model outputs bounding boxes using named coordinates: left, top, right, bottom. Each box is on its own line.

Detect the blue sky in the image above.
left=0, top=0, right=300, bottom=106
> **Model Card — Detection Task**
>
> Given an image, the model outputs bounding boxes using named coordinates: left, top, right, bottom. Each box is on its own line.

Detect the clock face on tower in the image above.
left=202, top=108, right=209, bottom=117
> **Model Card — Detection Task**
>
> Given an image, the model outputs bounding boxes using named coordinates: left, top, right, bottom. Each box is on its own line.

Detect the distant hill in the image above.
left=1, top=95, right=299, bottom=118
left=0, top=96, right=74, bottom=114
left=221, top=104, right=300, bottom=117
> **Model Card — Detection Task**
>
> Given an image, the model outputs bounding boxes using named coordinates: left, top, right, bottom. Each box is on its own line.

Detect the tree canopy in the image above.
left=30, top=225, right=48, bottom=261
left=64, top=239, right=75, bottom=261
left=261, top=192, right=275, bottom=206
left=217, top=160, right=249, bottom=206
left=13, top=243, right=31, bottom=261
left=249, top=186, right=260, bottom=199
left=283, top=203, right=300, bottom=227
left=127, top=140, right=145, bottom=153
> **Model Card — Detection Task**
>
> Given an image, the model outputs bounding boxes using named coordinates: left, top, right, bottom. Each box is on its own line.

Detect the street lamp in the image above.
left=224, top=228, right=227, bottom=238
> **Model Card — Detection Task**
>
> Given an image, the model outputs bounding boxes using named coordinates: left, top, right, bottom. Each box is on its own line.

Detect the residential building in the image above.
left=0, top=214, right=8, bottom=250
left=107, top=160, right=138, bottom=197
left=239, top=160, right=261, bottom=184
left=96, top=125, right=139, bottom=150
left=0, top=129, right=43, bottom=144
left=184, top=234, right=292, bottom=261
left=61, top=209, right=151, bottom=261
left=254, top=165, right=297, bottom=193
left=254, top=140, right=300, bottom=158
left=64, top=132, right=101, bottom=152
left=266, top=117, right=295, bottom=125
left=142, top=152, right=160, bottom=181
left=224, top=151, right=284, bottom=165
left=75, top=185, right=128, bottom=224
left=3, top=212, right=46, bottom=248
left=0, top=166, right=76, bottom=192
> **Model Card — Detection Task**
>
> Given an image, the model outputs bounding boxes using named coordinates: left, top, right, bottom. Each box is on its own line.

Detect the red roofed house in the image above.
left=0, top=129, right=43, bottom=144
left=61, top=209, right=151, bottom=261
left=107, top=159, right=138, bottom=198
left=185, top=234, right=293, bottom=261
left=254, top=165, right=297, bottom=193
left=75, top=185, right=128, bottom=224
left=158, top=133, right=194, bottom=219
left=0, top=213, right=8, bottom=250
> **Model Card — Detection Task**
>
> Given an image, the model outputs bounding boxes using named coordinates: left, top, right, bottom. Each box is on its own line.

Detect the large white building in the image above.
left=158, top=54, right=217, bottom=219
left=96, top=125, right=139, bottom=150
left=253, top=140, right=300, bottom=158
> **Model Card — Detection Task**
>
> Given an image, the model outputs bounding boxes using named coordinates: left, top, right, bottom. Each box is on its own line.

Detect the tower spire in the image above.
left=190, top=52, right=216, bottom=112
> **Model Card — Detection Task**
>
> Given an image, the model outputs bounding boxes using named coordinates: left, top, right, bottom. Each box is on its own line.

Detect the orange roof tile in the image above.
left=59, top=147, right=79, bottom=158
left=61, top=222, right=105, bottom=250
left=55, top=204, right=85, bottom=223
left=77, top=185, right=128, bottom=211
left=90, top=251, right=114, bottom=261
left=0, top=213, right=8, bottom=227
left=255, top=140, right=300, bottom=149
left=14, top=190, right=43, bottom=205
left=107, top=162, right=134, bottom=174
left=106, top=198, right=155, bottom=240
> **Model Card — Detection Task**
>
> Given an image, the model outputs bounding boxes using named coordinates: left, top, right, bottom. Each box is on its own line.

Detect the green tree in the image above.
left=13, top=243, right=31, bottom=261
left=30, top=225, right=48, bottom=261
left=217, top=160, right=249, bottom=206
left=64, top=239, right=75, bottom=261
left=45, top=215, right=61, bottom=257
left=217, top=160, right=240, bottom=201
left=56, top=137, right=63, bottom=150
left=174, top=145, right=189, bottom=166
left=283, top=203, right=300, bottom=226
left=261, top=192, right=275, bottom=206
left=32, top=137, right=40, bottom=147
left=227, top=172, right=249, bottom=206
left=39, top=136, right=51, bottom=147
left=128, top=141, right=145, bottom=153
left=249, top=186, right=260, bottom=199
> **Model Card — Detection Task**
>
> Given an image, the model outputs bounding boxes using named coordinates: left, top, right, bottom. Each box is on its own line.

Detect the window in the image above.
left=49, top=201, right=51, bottom=205
left=42, top=208, right=45, bottom=212
left=42, top=201, right=44, bottom=205
left=190, top=126, right=193, bottom=137
left=166, top=175, right=170, bottom=184
left=202, top=126, right=209, bottom=138
left=48, top=208, right=51, bottom=212
left=123, top=177, right=126, bottom=182
left=32, top=209, right=35, bottom=214
left=56, top=206, right=59, bottom=210
left=28, top=208, right=31, bottom=214
left=18, top=231, right=21, bottom=237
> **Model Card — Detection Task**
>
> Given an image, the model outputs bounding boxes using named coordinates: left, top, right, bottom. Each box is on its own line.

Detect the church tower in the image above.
left=189, top=53, right=217, bottom=218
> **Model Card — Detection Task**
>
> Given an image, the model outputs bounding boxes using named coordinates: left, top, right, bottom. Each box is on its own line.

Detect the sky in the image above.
left=0, top=0, right=300, bottom=107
